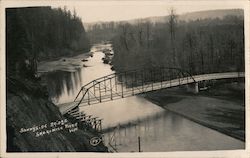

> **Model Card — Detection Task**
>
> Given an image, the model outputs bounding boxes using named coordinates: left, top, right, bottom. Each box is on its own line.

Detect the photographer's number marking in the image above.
left=90, top=137, right=102, bottom=146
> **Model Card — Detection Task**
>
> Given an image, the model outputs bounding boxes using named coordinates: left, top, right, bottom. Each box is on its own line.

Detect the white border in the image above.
left=0, top=0, right=249, bottom=158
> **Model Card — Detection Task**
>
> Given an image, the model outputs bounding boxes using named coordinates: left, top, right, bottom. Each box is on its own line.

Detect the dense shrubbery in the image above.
left=6, top=7, right=90, bottom=78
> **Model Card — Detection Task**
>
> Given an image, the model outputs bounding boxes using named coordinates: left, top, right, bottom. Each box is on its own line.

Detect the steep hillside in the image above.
left=6, top=77, right=107, bottom=152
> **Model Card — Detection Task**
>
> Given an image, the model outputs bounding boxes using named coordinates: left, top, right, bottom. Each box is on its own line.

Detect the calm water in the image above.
left=42, top=43, right=244, bottom=152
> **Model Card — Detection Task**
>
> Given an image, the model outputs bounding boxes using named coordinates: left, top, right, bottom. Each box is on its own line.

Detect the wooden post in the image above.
left=135, top=71, right=137, bottom=86
left=121, top=74, right=124, bottom=98
left=99, top=82, right=102, bottom=102
left=93, top=83, right=96, bottom=95
left=138, top=136, right=141, bottom=152
left=160, top=69, right=163, bottom=88
left=110, top=78, right=113, bottom=100
left=104, top=77, right=107, bottom=93
left=115, top=74, right=117, bottom=91
left=125, top=72, right=127, bottom=85
left=151, top=70, right=153, bottom=90
left=132, top=72, right=135, bottom=95
left=121, top=81, right=124, bottom=98
left=100, top=120, right=102, bottom=131
left=141, top=72, right=144, bottom=92
left=87, top=91, right=90, bottom=105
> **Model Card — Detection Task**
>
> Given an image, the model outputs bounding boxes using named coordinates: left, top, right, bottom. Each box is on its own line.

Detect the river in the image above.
left=41, top=43, right=244, bottom=152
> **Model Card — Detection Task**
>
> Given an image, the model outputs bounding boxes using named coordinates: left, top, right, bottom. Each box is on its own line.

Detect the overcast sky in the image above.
left=61, top=1, right=245, bottom=23
left=3, top=0, right=246, bottom=23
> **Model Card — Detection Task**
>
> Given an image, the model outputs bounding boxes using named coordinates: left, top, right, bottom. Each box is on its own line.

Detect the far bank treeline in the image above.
left=7, top=7, right=90, bottom=78
left=87, top=9, right=244, bottom=75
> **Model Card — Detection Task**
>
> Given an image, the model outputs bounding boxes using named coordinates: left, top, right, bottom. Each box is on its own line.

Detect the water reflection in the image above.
left=103, top=109, right=244, bottom=152
left=80, top=96, right=165, bottom=129
left=44, top=69, right=83, bottom=103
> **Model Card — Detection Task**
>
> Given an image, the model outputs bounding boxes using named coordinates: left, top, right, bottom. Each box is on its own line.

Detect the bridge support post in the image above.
left=185, top=82, right=199, bottom=93
left=195, top=82, right=199, bottom=93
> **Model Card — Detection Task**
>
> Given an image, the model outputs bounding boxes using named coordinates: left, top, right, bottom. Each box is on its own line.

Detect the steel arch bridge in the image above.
left=60, top=68, right=245, bottom=115
left=60, top=67, right=202, bottom=115
left=74, top=67, right=195, bottom=103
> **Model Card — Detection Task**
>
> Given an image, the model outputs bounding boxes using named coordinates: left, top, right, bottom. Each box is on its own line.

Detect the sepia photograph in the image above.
left=0, top=0, right=249, bottom=157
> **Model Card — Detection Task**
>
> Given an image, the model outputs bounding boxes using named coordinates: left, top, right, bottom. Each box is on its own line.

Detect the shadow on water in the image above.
left=144, top=91, right=184, bottom=105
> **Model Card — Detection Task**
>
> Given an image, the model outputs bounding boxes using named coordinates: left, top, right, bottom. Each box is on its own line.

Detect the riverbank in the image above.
left=38, top=43, right=112, bottom=73
left=145, top=81, right=245, bottom=142
left=38, top=51, right=93, bottom=73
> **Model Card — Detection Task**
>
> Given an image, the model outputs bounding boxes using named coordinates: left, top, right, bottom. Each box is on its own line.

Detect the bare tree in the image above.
left=168, top=8, right=178, bottom=66
left=208, top=34, right=214, bottom=72
left=137, top=20, right=143, bottom=46
left=146, top=22, right=151, bottom=48
left=121, top=24, right=129, bottom=51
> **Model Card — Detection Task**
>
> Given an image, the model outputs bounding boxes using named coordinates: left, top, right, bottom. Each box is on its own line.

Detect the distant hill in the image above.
left=131, top=9, right=244, bottom=24
left=84, top=9, right=243, bottom=30
left=178, top=9, right=243, bottom=21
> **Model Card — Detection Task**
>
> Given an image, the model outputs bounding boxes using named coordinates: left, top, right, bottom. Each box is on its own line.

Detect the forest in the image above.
left=6, top=7, right=90, bottom=79
left=86, top=21, right=118, bottom=44
left=87, top=10, right=244, bottom=75
left=112, top=13, right=244, bottom=74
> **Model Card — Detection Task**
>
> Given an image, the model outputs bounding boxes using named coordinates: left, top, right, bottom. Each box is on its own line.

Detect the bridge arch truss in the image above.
left=72, top=67, right=196, bottom=108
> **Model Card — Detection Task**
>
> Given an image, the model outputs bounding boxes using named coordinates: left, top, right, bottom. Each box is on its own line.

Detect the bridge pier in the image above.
left=185, top=82, right=199, bottom=93
left=195, top=82, right=199, bottom=93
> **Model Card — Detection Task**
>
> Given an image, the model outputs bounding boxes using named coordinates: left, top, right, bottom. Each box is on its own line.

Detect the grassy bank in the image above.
left=145, top=81, right=245, bottom=141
